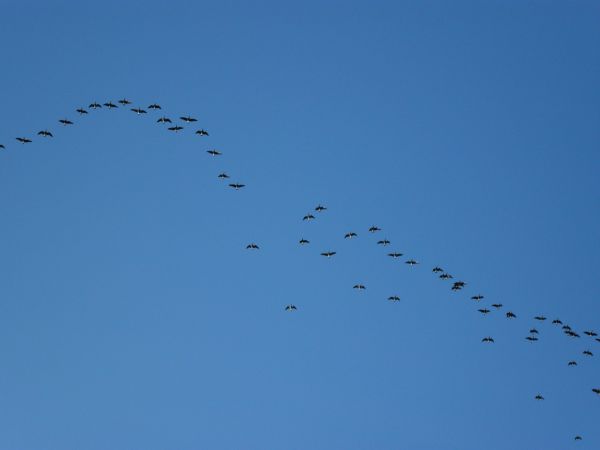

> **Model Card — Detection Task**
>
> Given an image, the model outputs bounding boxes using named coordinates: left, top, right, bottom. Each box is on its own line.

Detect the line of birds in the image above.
left=1, top=97, right=597, bottom=444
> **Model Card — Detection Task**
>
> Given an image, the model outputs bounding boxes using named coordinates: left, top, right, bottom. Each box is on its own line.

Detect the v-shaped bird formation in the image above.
left=0, top=97, right=597, bottom=445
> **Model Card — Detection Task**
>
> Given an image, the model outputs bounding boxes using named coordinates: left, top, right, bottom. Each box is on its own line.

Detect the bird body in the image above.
left=196, top=129, right=209, bottom=136
left=344, top=232, right=357, bottom=239
left=285, top=305, right=297, bottom=311
left=321, top=251, right=336, bottom=258
left=229, top=183, right=245, bottom=190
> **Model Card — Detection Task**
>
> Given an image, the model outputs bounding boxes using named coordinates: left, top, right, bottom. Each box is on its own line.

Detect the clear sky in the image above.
left=0, top=1, right=599, bottom=449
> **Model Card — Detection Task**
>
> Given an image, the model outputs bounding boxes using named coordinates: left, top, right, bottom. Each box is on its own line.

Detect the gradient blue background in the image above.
left=0, top=1, right=599, bottom=449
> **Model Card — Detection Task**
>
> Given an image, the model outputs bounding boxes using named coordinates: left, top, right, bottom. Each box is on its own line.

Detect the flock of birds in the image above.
left=1, top=98, right=598, bottom=445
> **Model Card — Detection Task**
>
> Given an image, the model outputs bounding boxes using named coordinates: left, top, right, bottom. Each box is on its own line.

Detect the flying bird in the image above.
left=303, top=214, right=315, bottom=221
left=592, top=388, right=600, bottom=395
left=526, top=336, right=539, bottom=342
left=217, top=173, right=230, bottom=179
left=37, top=130, right=53, bottom=137
left=118, top=98, right=132, bottom=105
left=565, top=330, right=581, bottom=338
left=584, top=331, right=598, bottom=337
left=285, top=305, right=297, bottom=311
left=563, top=325, right=572, bottom=331
left=344, top=232, right=357, bottom=239
left=89, top=102, right=102, bottom=109
left=229, top=183, right=245, bottom=190
left=16, top=137, right=32, bottom=144
left=180, top=116, right=197, bottom=123
left=195, top=129, right=209, bottom=136
left=157, top=117, right=172, bottom=124
left=506, top=311, right=517, bottom=319
left=246, top=243, right=259, bottom=250
left=148, top=103, right=161, bottom=110
left=377, top=239, right=391, bottom=246
left=574, top=436, right=582, bottom=441
left=388, top=296, right=400, bottom=302
left=131, top=107, right=147, bottom=115
left=320, top=251, right=336, bottom=258
left=405, top=259, right=418, bottom=266
left=299, top=239, right=310, bottom=245
left=315, top=204, right=327, bottom=212
left=368, top=226, right=381, bottom=233
left=103, top=101, right=118, bottom=109
left=168, top=125, right=183, bottom=132
left=471, top=295, right=484, bottom=301
left=207, top=150, right=222, bottom=156
left=439, top=273, right=453, bottom=279
left=0, top=144, right=5, bottom=149
left=568, top=361, right=578, bottom=366
left=59, top=119, right=73, bottom=125
left=491, top=303, right=503, bottom=309
left=478, top=309, right=491, bottom=315
left=552, top=319, right=563, bottom=325
left=388, top=252, right=403, bottom=258
left=529, top=328, right=539, bottom=334
left=432, top=266, right=443, bottom=273
left=482, top=337, right=494, bottom=343
left=76, top=108, right=88, bottom=115
left=534, top=394, right=544, bottom=400
left=534, top=315, right=547, bottom=321
left=353, top=284, right=366, bottom=290
left=583, top=350, right=593, bottom=357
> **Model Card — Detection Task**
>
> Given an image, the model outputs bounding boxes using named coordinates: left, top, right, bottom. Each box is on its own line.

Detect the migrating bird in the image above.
left=59, top=119, right=73, bottom=125
left=552, top=319, right=563, bottom=325
left=432, top=266, right=443, bottom=273
left=491, top=303, right=503, bottom=309
left=592, top=388, right=600, bottom=395
left=195, top=129, right=209, bottom=136
left=353, top=284, right=366, bottom=290
left=16, top=137, right=32, bottom=144
left=596, top=338, right=600, bottom=343
left=315, top=204, right=327, bottom=212
left=299, top=238, right=310, bottom=245
left=526, top=336, right=539, bottom=342
left=478, top=309, right=491, bottom=315
left=246, top=243, right=259, bottom=250
left=584, top=331, right=598, bottom=337
left=506, top=311, right=517, bottom=319
left=534, top=394, right=544, bottom=401
left=303, top=214, right=315, bottom=221
left=180, top=115, right=197, bottom=123
left=103, top=101, right=118, bottom=109
left=377, top=239, right=391, bottom=246
left=388, top=252, right=403, bottom=258
left=563, top=325, right=572, bottom=331
left=568, top=361, right=578, bottom=366
left=405, top=259, right=419, bottom=266
left=529, top=328, right=539, bottom=334
left=0, top=144, right=5, bottom=149
left=148, top=103, right=161, bottom=110
left=534, top=315, right=547, bottom=321
left=157, top=117, right=172, bottom=124
left=482, top=336, right=495, bottom=343
left=565, top=330, right=581, bottom=338
left=344, top=232, right=357, bottom=239
left=321, top=251, right=336, bottom=258
left=388, top=296, right=400, bottom=302
left=89, top=102, right=102, bottom=109
left=207, top=150, right=222, bottom=156
left=37, top=130, right=53, bottom=137
left=471, top=295, right=484, bottom=301
left=76, top=108, right=88, bottom=115
left=583, top=350, right=593, bottom=357
left=118, top=98, right=132, bottom=105
left=217, top=173, right=230, bottom=179
left=167, top=125, right=183, bottom=132
left=229, top=183, right=245, bottom=190
left=131, top=107, right=147, bottom=115
left=368, top=226, right=381, bottom=233
left=285, top=305, right=297, bottom=312
left=439, top=273, right=453, bottom=279
left=574, top=436, right=582, bottom=441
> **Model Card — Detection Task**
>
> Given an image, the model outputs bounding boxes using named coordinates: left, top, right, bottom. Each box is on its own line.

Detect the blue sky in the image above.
left=0, top=1, right=599, bottom=449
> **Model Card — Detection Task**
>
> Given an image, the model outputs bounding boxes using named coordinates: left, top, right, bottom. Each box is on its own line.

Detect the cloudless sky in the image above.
left=0, top=1, right=599, bottom=449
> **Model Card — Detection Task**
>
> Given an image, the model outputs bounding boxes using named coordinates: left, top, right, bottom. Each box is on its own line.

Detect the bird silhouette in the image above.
left=432, top=266, right=443, bottom=273
left=89, top=102, right=102, bottom=109
left=37, top=130, right=53, bottom=137
left=299, top=239, right=310, bottom=245
left=534, top=315, right=547, bottom=321
left=131, top=107, right=147, bottom=115
left=405, top=259, right=418, bottom=266
left=118, top=98, right=132, bottom=105
left=157, top=117, right=172, bottom=124
left=482, top=337, right=495, bottom=343
left=217, top=173, right=230, bottom=179
left=0, top=144, right=5, bottom=149
left=168, top=125, right=183, bottom=132
left=568, top=361, right=578, bottom=366
left=104, top=102, right=118, bottom=109
left=388, top=252, right=403, bottom=258
left=285, top=305, right=297, bottom=311
left=148, top=103, right=161, bottom=110
left=320, top=251, right=336, bottom=258
left=368, top=226, right=381, bottom=233
left=506, top=311, right=517, bottom=319
left=574, top=436, right=582, bottom=441
left=478, top=309, right=491, bottom=315
left=552, top=319, right=563, bottom=325
left=207, top=150, right=222, bottom=156
left=344, top=232, right=357, bottom=239
left=229, top=183, right=245, bottom=190
left=526, top=336, right=539, bottom=342
left=471, top=295, right=484, bottom=301
left=303, top=214, right=315, bottom=221
left=180, top=116, right=197, bottom=123
left=315, top=205, right=327, bottom=212
left=246, top=243, right=259, bottom=250
left=584, top=331, right=598, bottom=337
left=353, top=284, right=366, bottom=290
left=491, top=303, right=503, bottom=309
left=529, top=328, right=539, bottom=334
left=377, top=239, right=391, bottom=246
left=592, top=388, right=600, bottom=395
left=534, top=394, right=544, bottom=400
left=195, top=129, right=209, bottom=136
left=388, top=296, right=400, bottom=302
left=59, top=119, right=73, bottom=125
left=16, top=137, right=32, bottom=144
left=76, top=108, right=88, bottom=115
left=583, top=350, right=593, bottom=357
left=439, top=273, right=453, bottom=279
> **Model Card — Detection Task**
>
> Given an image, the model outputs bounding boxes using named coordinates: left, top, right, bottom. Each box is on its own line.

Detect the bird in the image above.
left=482, top=336, right=495, bottom=343
left=368, top=226, right=381, bottom=233
left=195, top=129, right=209, bottom=136
left=451, top=283, right=464, bottom=291
left=59, top=119, right=73, bottom=125
left=344, top=232, right=357, bottom=239
left=529, top=328, right=539, bottom=334
left=534, top=315, right=547, bottom=321
left=568, top=361, right=578, bottom=366
left=534, top=394, right=544, bottom=400
left=353, top=284, right=366, bottom=290
left=592, top=388, right=600, bottom=395
left=491, top=303, right=503, bottom=309
left=596, top=338, right=600, bottom=343
left=388, top=296, right=400, bottom=302
left=168, top=125, right=183, bottom=132
left=584, top=331, right=598, bottom=337
left=478, top=309, right=491, bottom=315
left=148, top=103, right=161, bottom=110
left=303, top=214, right=315, bottom=221
left=229, top=183, right=245, bottom=190
left=439, top=273, right=453, bottom=279
left=552, top=319, right=563, bottom=325
left=246, top=243, right=259, bottom=250
left=526, top=336, right=539, bottom=342
left=103, top=101, right=118, bottom=109
left=471, top=295, right=484, bottom=301
left=0, top=144, right=5, bottom=149
left=207, top=150, right=222, bottom=156
left=37, top=130, right=53, bottom=137
left=315, top=204, right=327, bottom=212
left=118, top=98, right=132, bottom=105
left=388, top=252, right=403, bottom=258
left=180, top=115, right=197, bottom=123
left=89, top=102, right=102, bottom=109
left=16, top=137, right=32, bottom=144
left=131, top=107, right=147, bottom=115
left=285, top=305, right=297, bottom=311
left=574, top=436, right=582, bottom=441
left=506, top=311, right=517, bottom=319
left=321, top=251, right=336, bottom=258
left=565, top=331, right=581, bottom=338
left=432, top=266, right=443, bottom=273
left=563, top=325, right=572, bottom=331
left=405, top=259, right=418, bottom=266
left=377, top=239, right=391, bottom=246
left=299, top=239, right=310, bottom=245
left=76, top=108, right=88, bottom=115
left=583, top=350, right=593, bottom=357
left=157, top=117, right=172, bottom=124
left=217, top=173, right=230, bottom=179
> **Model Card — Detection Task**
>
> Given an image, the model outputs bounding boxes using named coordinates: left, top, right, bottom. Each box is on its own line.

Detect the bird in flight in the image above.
left=59, top=119, right=73, bottom=125
left=584, top=330, right=598, bottom=337
left=491, top=303, right=503, bottom=309
left=89, top=102, right=102, bottom=109
left=506, top=311, right=517, bottom=319
left=0, top=144, right=5, bottom=149
left=229, top=183, right=245, bottom=190
left=285, top=305, right=297, bottom=312
left=37, top=130, right=53, bottom=137
left=246, top=243, right=259, bottom=250
left=131, top=107, right=147, bottom=115
left=118, top=98, right=132, bottom=105
left=353, top=284, right=366, bottom=290
left=368, top=226, right=381, bottom=233
left=104, top=101, right=118, bottom=109
left=432, top=266, right=443, bottom=273
left=482, top=336, right=494, bottom=343
left=563, top=325, right=572, bottom=331
left=534, top=315, right=547, bottom=321
left=196, top=129, right=209, bottom=136
left=157, top=117, right=172, bottom=124
left=592, top=388, right=600, bottom=395
left=303, top=214, right=315, bottom=221
left=76, top=108, right=88, bottom=115
left=148, top=103, right=161, bottom=110
left=405, top=259, right=418, bottom=266
left=16, top=137, right=32, bottom=144
left=344, top=232, right=357, bottom=239
left=565, top=330, right=581, bottom=338
left=568, top=361, right=578, bottom=366
left=574, top=436, right=582, bottom=441
left=526, top=336, right=539, bottom=342
left=478, top=309, right=491, bottom=315
left=529, top=328, right=539, bottom=334
left=321, top=251, right=336, bottom=258
left=168, top=125, right=183, bottom=132
left=583, top=350, right=593, bottom=357
left=207, top=150, right=222, bottom=156
left=552, top=319, right=563, bottom=325
left=377, top=239, right=391, bottom=246
left=315, top=205, right=327, bottom=212
left=471, top=295, right=484, bottom=301
left=217, top=173, right=230, bottom=179
left=534, top=394, right=544, bottom=400
left=299, top=238, right=310, bottom=245
left=388, top=296, right=400, bottom=302
left=388, top=252, right=403, bottom=258
left=439, top=273, right=453, bottom=280
left=180, top=115, right=197, bottom=123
